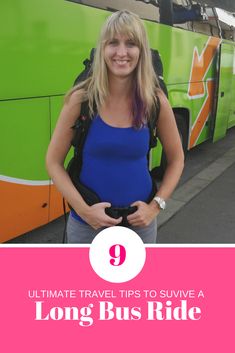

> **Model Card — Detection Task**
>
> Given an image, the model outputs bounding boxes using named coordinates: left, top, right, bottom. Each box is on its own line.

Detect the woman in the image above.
left=46, top=10, right=184, bottom=243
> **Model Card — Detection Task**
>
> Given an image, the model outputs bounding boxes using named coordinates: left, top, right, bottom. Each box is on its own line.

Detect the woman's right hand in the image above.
left=79, top=202, right=122, bottom=230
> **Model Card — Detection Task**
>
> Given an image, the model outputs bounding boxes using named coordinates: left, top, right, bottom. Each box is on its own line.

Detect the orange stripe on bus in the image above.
left=189, top=80, right=214, bottom=148
left=188, top=37, right=220, bottom=97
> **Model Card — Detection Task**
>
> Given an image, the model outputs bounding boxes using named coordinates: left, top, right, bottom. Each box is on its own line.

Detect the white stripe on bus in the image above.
left=0, top=175, right=50, bottom=186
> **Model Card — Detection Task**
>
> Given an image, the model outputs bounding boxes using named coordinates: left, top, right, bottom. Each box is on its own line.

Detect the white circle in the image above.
left=89, top=226, right=146, bottom=283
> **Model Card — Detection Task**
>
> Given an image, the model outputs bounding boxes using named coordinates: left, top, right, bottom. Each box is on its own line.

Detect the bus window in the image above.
left=204, top=7, right=221, bottom=38
left=191, top=17, right=213, bottom=36
left=205, top=6, right=235, bottom=40
left=174, top=0, right=190, bottom=5
left=171, top=0, right=234, bottom=40
left=67, top=0, right=160, bottom=22
left=216, top=8, right=235, bottom=40
left=189, top=2, right=214, bottom=37
left=172, top=0, right=193, bottom=31
left=172, top=0, right=209, bottom=32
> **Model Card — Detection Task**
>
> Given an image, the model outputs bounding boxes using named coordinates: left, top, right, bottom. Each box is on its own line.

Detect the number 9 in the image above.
left=109, top=244, right=126, bottom=266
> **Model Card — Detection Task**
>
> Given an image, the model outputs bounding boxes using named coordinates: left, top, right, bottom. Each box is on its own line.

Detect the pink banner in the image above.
left=0, top=246, right=234, bottom=352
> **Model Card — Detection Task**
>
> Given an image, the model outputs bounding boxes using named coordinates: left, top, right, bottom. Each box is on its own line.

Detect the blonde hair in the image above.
left=66, top=10, right=159, bottom=127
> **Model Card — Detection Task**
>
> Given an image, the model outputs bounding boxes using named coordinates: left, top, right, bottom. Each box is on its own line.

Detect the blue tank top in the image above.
left=71, top=115, right=153, bottom=222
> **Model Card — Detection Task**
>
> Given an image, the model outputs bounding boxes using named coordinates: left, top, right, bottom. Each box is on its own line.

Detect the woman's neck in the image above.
left=108, top=75, right=133, bottom=100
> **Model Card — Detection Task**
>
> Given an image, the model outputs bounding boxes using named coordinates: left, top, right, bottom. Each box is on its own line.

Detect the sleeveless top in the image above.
left=71, top=115, right=153, bottom=222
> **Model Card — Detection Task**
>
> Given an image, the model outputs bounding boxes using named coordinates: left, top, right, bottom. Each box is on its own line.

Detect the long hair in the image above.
left=66, top=10, right=159, bottom=127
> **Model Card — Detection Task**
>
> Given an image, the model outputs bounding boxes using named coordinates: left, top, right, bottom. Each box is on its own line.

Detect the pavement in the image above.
left=6, top=127, right=235, bottom=244
left=157, top=145, right=235, bottom=243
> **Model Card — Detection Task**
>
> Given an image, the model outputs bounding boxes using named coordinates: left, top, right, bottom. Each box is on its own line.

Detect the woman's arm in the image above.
left=152, top=91, right=185, bottom=200
left=128, top=91, right=185, bottom=226
left=46, top=91, right=122, bottom=229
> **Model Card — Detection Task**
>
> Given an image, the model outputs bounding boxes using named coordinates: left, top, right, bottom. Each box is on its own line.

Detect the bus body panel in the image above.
left=0, top=99, right=50, bottom=180
left=0, top=0, right=107, bottom=100
left=0, top=98, right=50, bottom=241
left=48, top=96, right=72, bottom=222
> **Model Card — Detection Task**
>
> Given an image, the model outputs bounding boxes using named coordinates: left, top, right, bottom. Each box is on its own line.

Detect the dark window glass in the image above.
left=66, top=0, right=160, bottom=22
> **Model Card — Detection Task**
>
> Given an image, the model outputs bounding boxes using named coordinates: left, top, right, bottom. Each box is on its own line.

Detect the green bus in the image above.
left=1, top=0, right=235, bottom=242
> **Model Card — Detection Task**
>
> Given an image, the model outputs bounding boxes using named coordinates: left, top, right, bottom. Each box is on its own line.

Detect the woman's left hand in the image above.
left=127, top=201, right=160, bottom=227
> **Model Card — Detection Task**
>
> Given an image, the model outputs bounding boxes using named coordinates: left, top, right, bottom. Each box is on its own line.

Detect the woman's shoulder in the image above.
left=63, top=88, right=87, bottom=120
left=56, top=88, right=86, bottom=128
left=65, top=88, right=85, bottom=107
left=156, top=88, right=168, bottom=106
left=155, top=89, right=172, bottom=119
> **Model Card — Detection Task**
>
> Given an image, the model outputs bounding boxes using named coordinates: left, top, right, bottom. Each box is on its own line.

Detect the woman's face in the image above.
left=104, top=33, right=140, bottom=79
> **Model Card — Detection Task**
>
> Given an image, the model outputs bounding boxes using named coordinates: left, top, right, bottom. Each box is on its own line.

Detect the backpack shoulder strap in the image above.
left=148, top=95, right=161, bottom=149
left=68, top=100, right=92, bottom=180
left=71, top=100, right=92, bottom=153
